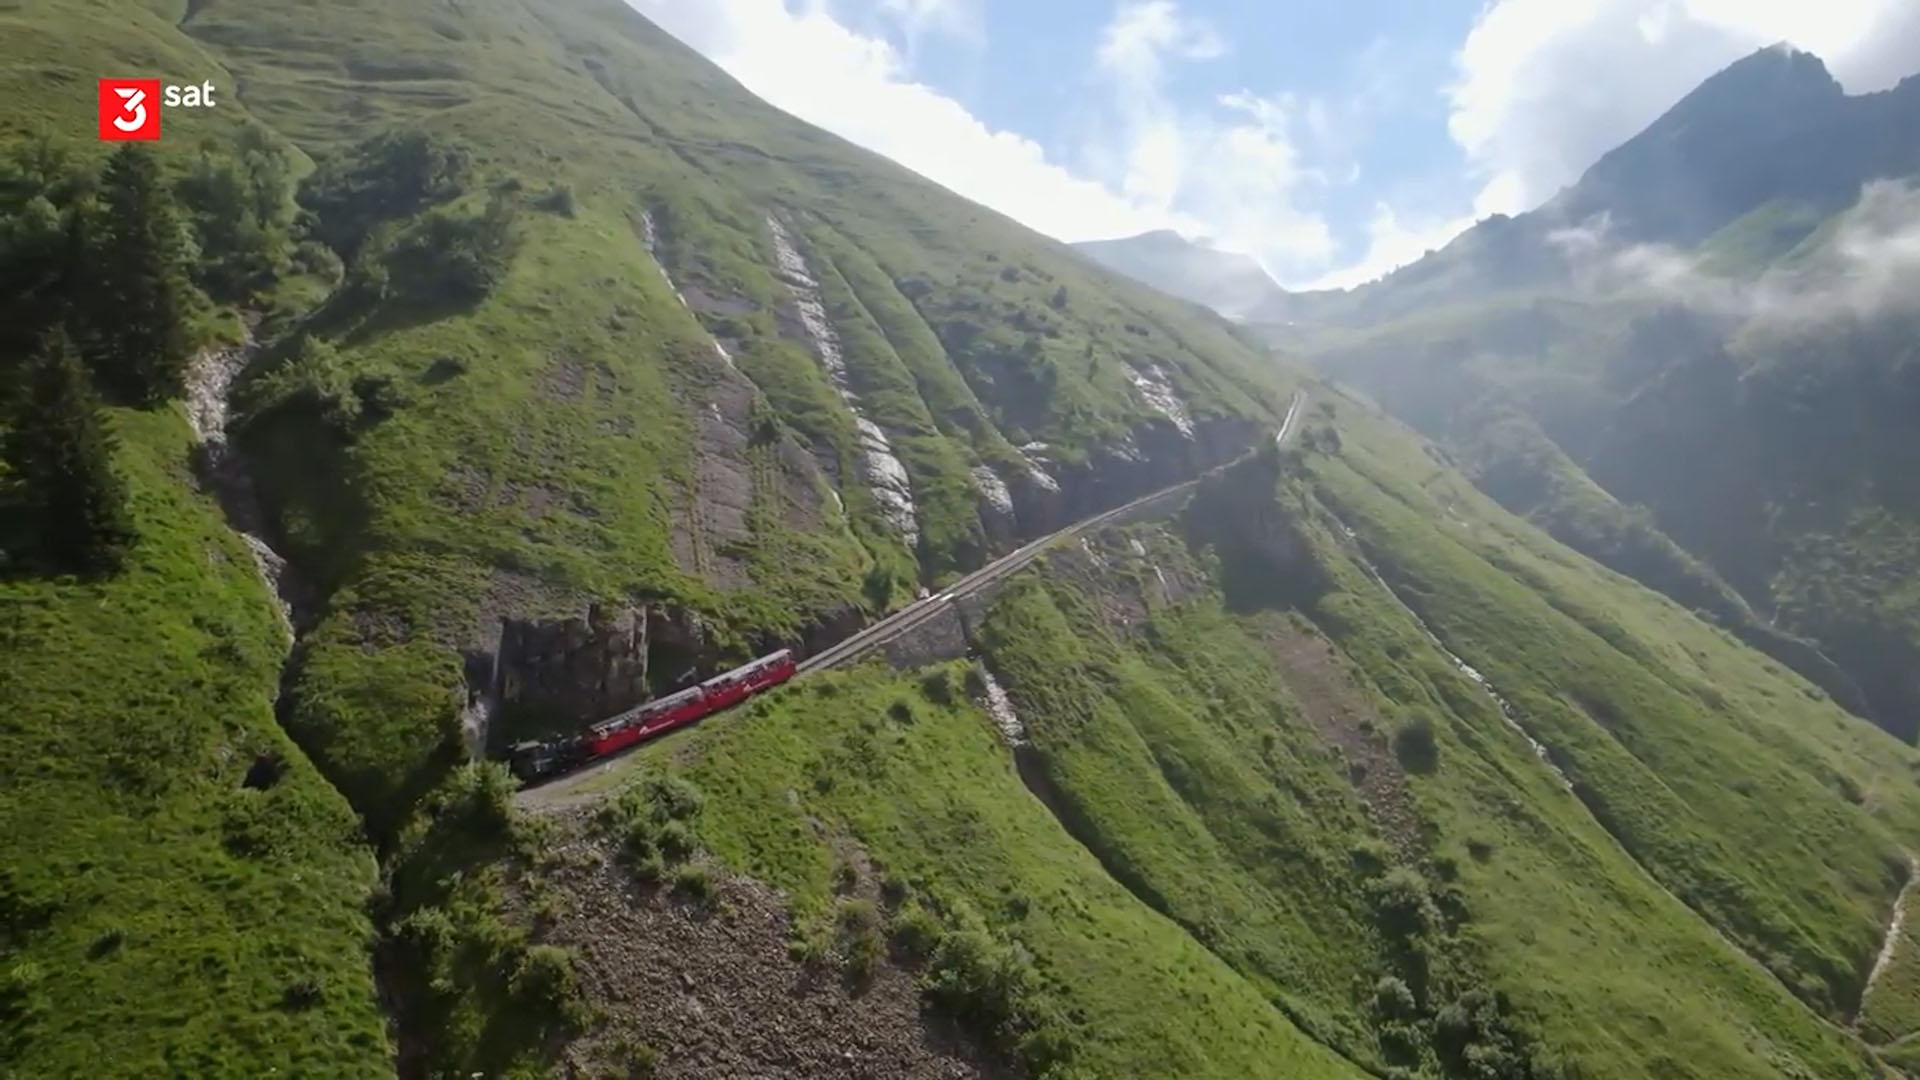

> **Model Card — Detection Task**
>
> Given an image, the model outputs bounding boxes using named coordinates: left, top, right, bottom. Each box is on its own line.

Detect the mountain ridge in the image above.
left=1071, top=229, right=1289, bottom=320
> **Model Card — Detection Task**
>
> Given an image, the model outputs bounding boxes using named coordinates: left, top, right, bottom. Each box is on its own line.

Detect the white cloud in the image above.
left=1301, top=204, right=1482, bottom=291
left=1564, top=179, right=1920, bottom=323
left=1084, top=3, right=1335, bottom=280
left=1449, top=0, right=1920, bottom=213
left=1095, top=0, right=1226, bottom=85
left=626, top=0, right=1339, bottom=288
left=625, top=0, right=1196, bottom=243
left=871, top=0, right=983, bottom=54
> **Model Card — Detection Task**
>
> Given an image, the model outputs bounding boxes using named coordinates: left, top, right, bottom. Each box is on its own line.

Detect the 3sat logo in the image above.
left=97, top=78, right=218, bottom=141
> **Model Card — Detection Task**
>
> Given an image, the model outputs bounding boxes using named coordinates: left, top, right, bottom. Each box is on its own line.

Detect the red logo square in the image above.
left=98, top=79, right=161, bottom=141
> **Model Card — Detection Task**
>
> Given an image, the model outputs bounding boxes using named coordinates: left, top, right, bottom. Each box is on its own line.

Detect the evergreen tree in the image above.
left=79, top=145, right=195, bottom=406
left=4, top=328, right=135, bottom=575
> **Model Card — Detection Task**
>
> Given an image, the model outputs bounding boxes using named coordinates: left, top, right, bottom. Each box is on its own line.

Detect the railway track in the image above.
left=519, top=392, right=1306, bottom=808
left=803, top=390, right=1306, bottom=672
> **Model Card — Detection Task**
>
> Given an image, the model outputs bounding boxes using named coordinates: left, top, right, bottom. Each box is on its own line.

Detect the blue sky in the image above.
left=629, top=0, right=1920, bottom=289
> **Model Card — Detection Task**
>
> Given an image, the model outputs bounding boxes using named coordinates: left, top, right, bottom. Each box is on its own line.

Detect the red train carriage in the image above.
left=512, top=649, right=797, bottom=783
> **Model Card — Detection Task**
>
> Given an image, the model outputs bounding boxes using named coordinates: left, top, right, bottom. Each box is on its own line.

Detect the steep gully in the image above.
left=185, top=330, right=310, bottom=636
left=1329, top=511, right=1910, bottom=1037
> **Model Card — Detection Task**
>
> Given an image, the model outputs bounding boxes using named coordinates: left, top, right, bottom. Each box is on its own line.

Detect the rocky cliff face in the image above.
left=492, top=603, right=716, bottom=727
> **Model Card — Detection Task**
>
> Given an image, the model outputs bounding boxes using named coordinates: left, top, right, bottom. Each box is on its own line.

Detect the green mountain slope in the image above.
left=1298, top=237, right=1920, bottom=741
left=482, top=384, right=1920, bottom=1078
left=7, top=2, right=1920, bottom=1078
left=0, top=0, right=1294, bottom=1074
left=1071, top=230, right=1289, bottom=320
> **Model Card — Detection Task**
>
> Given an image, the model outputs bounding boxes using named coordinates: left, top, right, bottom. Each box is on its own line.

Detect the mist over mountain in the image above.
left=1257, top=46, right=1920, bottom=745
left=1071, top=229, right=1289, bottom=320
left=1230, top=46, right=1920, bottom=329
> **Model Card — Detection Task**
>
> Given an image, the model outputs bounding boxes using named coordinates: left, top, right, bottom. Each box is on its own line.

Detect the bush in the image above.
left=838, top=899, right=885, bottom=981
left=255, top=334, right=360, bottom=430
left=644, top=775, right=705, bottom=823
left=299, top=130, right=470, bottom=257
left=436, top=762, right=516, bottom=841
left=889, top=900, right=943, bottom=961
left=672, top=863, right=714, bottom=903
left=1393, top=713, right=1440, bottom=774
left=789, top=918, right=833, bottom=967
left=380, top=196, right=518, bottom=304
left=920, top=670, right=956, bottom=706
left=1368, top=868, right=1439, bottom=940
left=533, top=185, right=576, bottom=217
left=653, top=819, right=696, bottom=862
left=1370, top=975, right=1419, bottom=1021
left=510, top=944, right=585, bottom=1029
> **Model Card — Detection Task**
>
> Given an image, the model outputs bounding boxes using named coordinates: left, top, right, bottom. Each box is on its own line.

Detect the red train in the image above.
left=508, top=649, right=797, bottom=782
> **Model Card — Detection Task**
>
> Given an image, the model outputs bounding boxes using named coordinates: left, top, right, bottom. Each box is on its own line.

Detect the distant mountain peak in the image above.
left=1696, top=43, right=1842, bottom=98
left=1072, top=230, right=1287, bottom=320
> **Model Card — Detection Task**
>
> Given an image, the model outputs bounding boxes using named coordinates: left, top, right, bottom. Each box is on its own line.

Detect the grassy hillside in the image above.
left=0, top=0, right=1297, bottom=1073
left=0, top=407, right=387, bottom=1077
left=500, top=383, right=1920, bottom=1078
left=8, top=2, right=1919, bottom=1077
left=1298, top=276, right=1920, bottom=743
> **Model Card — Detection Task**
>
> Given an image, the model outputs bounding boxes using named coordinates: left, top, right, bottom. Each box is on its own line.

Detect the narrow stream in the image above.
left=1334, top=523, right=1572, bottom=792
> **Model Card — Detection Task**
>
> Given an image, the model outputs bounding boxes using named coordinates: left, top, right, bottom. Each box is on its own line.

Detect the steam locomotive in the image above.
left=508, top=649, right=798, bottom=783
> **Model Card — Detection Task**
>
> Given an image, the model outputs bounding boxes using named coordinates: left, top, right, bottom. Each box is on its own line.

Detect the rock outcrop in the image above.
left=492, top=603, right=717, bottom=723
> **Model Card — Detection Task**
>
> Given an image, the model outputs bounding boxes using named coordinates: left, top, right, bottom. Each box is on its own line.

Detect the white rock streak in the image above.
left=970, top=465, right=1014, bottom=516
left=1125, top=362, right=1194, bottom=437
left=978, top=667, right=1028, bottom=748
left=184, top=337, right=294, bottom=640
left=1017, top=441, right=1062, bottom=492
left=640, top=210, right=735, bottom=370
left=767, top=214, right=919, bottom=546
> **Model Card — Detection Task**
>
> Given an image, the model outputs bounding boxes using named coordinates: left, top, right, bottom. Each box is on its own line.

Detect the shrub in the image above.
left=838, top=899, right=885, bottom=981
left=1368, top=868, right=1439, bottom=940
left=672, top=863, right=714, bottom=903
left=436, top=762, right=516, bottom=840
left=789, top=918, right=832, bottom=967
left=889, top=900, right=943, bottom=961
left=920, top=670, right=956, bottom=706
left=653, top=819, right=696, bottom=862
left=510, top=944, right=586, bottom=1030
left=643, top=774, right=705, bottom=823
left=1370, top=975, right=1419, bottom=1021
left=299, top=130, right=470, bottom=257
left=533, top=185, right=576, bottom=217
left=619, top=1039, right=659, bottom=1078
left=380, top=196, right=518, bottom=304
left=1393, top=713, right=1440, bottom=774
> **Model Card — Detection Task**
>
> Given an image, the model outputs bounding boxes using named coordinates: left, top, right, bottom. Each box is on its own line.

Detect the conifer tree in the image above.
left=4, top=327, right=134, bottom=574
left=80, top=144, right=194, bottom=406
